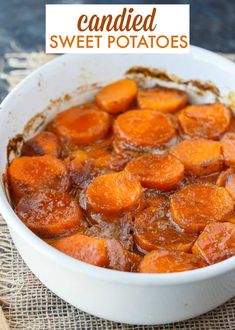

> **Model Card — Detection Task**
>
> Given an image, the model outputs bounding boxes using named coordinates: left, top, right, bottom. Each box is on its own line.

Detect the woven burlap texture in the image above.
left=0, top=52, right=235, bottom=330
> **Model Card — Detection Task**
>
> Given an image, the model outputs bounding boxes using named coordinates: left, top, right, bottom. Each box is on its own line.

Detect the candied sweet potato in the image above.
left=217, top=168, right=235, bottom=200
left=125, top=154, right=184, bottom=190
left=22, top=131, right=61, bottom=157
left=53, top=105, right=111, bottom=145
left=96, top=79, right=137, bottom=113
left=170, top=184, right=234, bottom=233
left=139, top=248, right=206, bottom=273
left=85, top=171, right=142, bottom=215
left=134, top=207, right=197, bottom=253
left=192, top=222, right=235, bottom=264
left=170, top=139, right=223, bottom=176
left=51, top=233, right=108, bottom=267
left=114, top=110, right=176, bottom=149
left=221, top=132, right=235, bottom=167
left=137, top=86, right=188, bottom=113
left=10, top=78, right=235, bottom=274
left=7, top=155, right=69, bottom=203
left=178, top=103, right=231, bottom=139
left=16, top=190, right=82, bottom=238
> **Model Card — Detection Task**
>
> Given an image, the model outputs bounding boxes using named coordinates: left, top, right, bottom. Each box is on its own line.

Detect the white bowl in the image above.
left=0, top=46, right=235, bottom=325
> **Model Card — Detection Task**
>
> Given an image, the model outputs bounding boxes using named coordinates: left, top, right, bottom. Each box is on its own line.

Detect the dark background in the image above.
left=0, top=0, right=234, bottom=57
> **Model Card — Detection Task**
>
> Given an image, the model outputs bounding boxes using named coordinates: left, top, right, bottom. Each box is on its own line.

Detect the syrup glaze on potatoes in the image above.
left=7, top=79, right=235, bottom=273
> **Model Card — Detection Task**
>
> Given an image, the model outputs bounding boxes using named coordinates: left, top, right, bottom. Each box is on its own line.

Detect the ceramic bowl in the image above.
left=0, top=46, right=235, bottom=325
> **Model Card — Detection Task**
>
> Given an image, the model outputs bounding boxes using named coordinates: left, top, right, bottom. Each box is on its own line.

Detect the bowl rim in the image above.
left=0, top=45, right=235, bottom=286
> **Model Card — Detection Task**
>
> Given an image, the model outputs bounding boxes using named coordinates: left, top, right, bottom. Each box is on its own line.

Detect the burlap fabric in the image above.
left=0, top=52, right=235, bottom=330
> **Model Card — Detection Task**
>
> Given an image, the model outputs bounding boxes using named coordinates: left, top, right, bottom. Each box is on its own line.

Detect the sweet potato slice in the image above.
left=137, top=86, right=188, bottom=113
left=139, top=248, right=206, bottom=273
left=53, top=105, right=111, bottom=145
left=192, top=222, right=235, bottom=264
left=51, top=233, right=108, bottom=267
left=170, top=139, right=223, bottom=176
left=134, top=207, right=197, bottom=253
left=22, top=131, right=61, bottom=157
left=7, top=155, right=69, bottom=203
left=178, top=103, right=231, bottom=139
left=114, top=110, right=176, bottom=149
left=96, top=79, right=137, bottom=113
left=221, top=132, right=235, bottom=167
left=170, top=184, right=234, bottom=233
left=125, top=154, right=184, bottom=190
left=15, top=190, right=82, bottom=238
left=85, top=171, right=142, bottom=215
left=217, top=168, right=235, bottom=200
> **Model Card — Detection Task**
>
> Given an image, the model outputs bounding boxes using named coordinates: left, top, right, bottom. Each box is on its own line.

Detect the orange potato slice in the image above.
left=170, top=139, right=223, bottom=176
left=192, top=222, right=235, bottom=264
left=221, top=132, right=235, bottom=167
left=85, top=171, right=142, bottom=215
left=134, top=207, right=197, bottom=252
left=139, top=248, right=206, bottom=273
left=125, top=153, right=184, bottom=190
left=170, top=184, right=234, bottom=233
left=114, top=109, right=176, bottom=149
left=53, top=105, right=111, bottom=145
left=16, top=190, right=82, bottom=238
left=7, top=155, right=69, bottom=203
left=217, top=168, right=235, bottom=200
left=178, top=103, right=231, bottom=139
left=22, top=131, right=61, bottom=157
left=51, top=233, right=108, bottom=267
left=96, top=79, right=137, bottom=113
left=137, top=86, right=188, bottom=113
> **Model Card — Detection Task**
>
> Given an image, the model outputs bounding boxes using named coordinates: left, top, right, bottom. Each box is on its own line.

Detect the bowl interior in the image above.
left=1, top=47, right=235, bottom=283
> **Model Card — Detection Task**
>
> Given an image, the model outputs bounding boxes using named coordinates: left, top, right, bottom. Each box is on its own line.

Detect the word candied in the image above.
left=77, top=7, right=157, bottom=32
